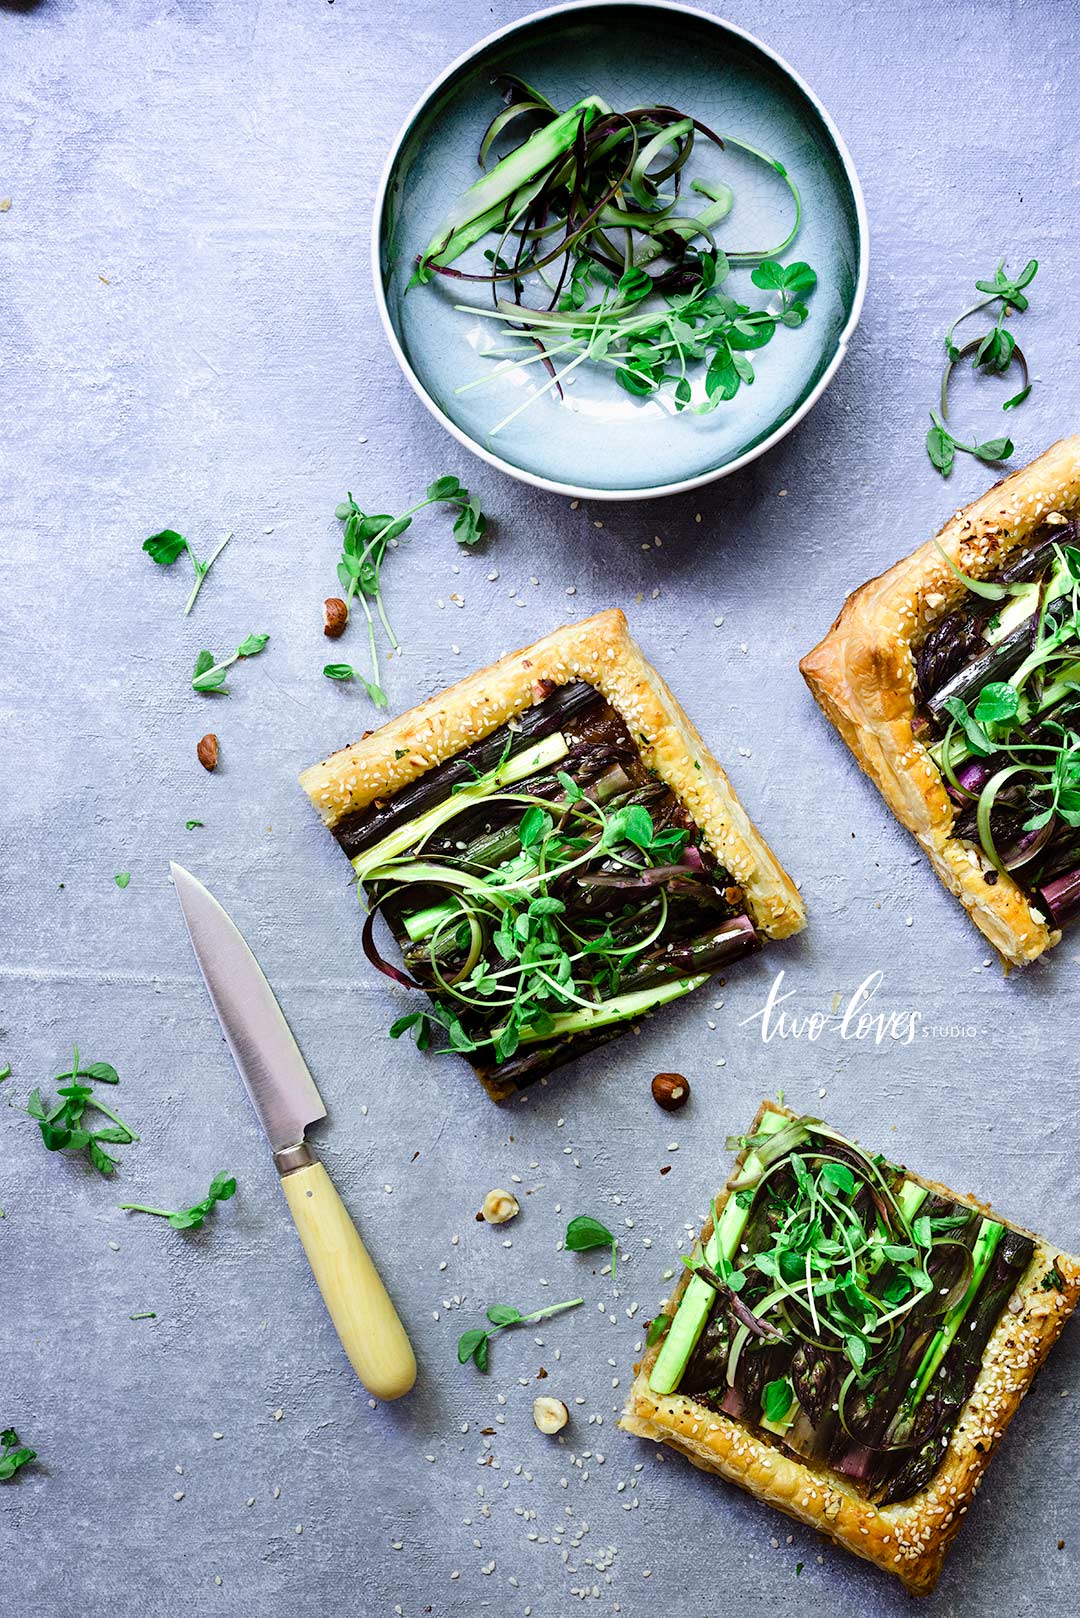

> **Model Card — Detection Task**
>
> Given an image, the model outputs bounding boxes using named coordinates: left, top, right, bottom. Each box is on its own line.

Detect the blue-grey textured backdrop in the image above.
left=2, top=2, right=1077, bottom=1615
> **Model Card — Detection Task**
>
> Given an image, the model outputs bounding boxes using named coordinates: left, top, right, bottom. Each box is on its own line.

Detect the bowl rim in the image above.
left=370, top=0, right=870, bottom=502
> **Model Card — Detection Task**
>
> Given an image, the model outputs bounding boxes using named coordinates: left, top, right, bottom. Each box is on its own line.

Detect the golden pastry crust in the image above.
left=620, top=1101, right=1080, bottom=1595
left=800, top=435, right=1080, bottom=967
left=300, top=609, right=805, bottom=941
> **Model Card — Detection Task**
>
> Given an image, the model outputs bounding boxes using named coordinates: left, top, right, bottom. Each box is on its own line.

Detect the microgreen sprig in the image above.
left=192, top=634, right=269, bottom=693
left=26, top=1046, right=138, bottom=1177
left=456, top=1296, right=582, bottom=1372
left=459, top=253, right=816, bottom=427
left=143, top=529, right=232, bottom=616
left=330, top=477, right=488, bottom=705
left=927, top=257, right=1038, bottom=476
left=0, top=1429, right=36, bottom=1481
left=944, top=257, right=1038, bottom=365
left=564, top=1214, right=618, bottom=1277
left=120, top=1171, right=237, bottom=1231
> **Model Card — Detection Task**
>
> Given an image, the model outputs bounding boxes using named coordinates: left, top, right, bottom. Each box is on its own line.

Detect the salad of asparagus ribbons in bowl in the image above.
left=412, top=80, right=818, bottom=439
left=340, top=680, right=759, bottom=1098
left=914, top=514, right=1080, bottom=929
left=648, top=1111, right=1039, bottom=1505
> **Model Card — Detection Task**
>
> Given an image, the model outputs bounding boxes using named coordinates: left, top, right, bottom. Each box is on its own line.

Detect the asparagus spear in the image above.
left=649, top=1110, right=794, bottom=1396
left=337, top=678, right=601, bottom=859
left=354, top=732, right=570, bottom=881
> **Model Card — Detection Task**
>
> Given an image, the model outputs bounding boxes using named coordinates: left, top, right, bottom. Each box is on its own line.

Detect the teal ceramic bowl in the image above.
left=373, top=1, right=868, bottom=500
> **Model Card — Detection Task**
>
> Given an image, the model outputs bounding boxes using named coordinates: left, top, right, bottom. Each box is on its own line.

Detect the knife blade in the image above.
left=170, top=862, right=326, bottom=1155
left=170, top=862, right=417, bottom=1400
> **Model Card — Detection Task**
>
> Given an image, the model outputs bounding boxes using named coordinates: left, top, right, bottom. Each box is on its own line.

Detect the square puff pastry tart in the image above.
left=300, top=609, right=804, bottom=1099
left=621, top=1100, right=1080, bottom=1595
left=800, top=435, right=1080, bottom=967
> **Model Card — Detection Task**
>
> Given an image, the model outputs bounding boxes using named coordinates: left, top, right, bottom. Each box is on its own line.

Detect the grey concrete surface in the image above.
left=2, top=2, right=1078, bottom=1615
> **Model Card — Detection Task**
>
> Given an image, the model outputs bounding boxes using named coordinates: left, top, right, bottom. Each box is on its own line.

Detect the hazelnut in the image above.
left=481, top=1188, right=520, bottom=1225
left=651, top=1071, right=689, bottom=1111
left=197, top=733, right=219, bottom=772
left=323, top=597, right=348, bottom=638
left=532, top=1396, right=568, bottom=1435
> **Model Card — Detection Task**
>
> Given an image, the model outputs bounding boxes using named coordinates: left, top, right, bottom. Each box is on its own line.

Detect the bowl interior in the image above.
left=378, top=3, right=864, bottom=495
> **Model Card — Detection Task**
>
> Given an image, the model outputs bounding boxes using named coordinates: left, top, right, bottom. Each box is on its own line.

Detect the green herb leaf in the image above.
left=781, top=261, right=817, bottom=295
left=191, top=637, right=268, bottom=695
left=457, top=1328, right=487, bottom=1365
left=486, top=1304, right=522, bottom=1327
left=974, top=681, right=1020, bottom=724
left=113, top=872, right=131, bottom=890
left=565, top=1214, right=618, bottom=1277
left=646, top=1313, right=672, bottom=1348
left=971, top=436, right=1014, bottom=464
left=0, top=1429, right=36, bottom=1481
left=519, top=806, right=553, bottom=849
left=926, top=420, right=955, bottom=476
left=942, top=696, right=993, bottom=756
left=750, top=261, right=786, bottom=290
left=185, top=820, right=204, bottom=830
left=844, top=1333, right=868, bottom=1371
left=820, top=1162, right=855, bottom=1197
left=762, top=1375, right=794, bottom=1423
left=426, top=475, right=464, bottom=502
left=83, top=1061, right=119, bottom=1085
left=143, top=530, right=189, bottom=565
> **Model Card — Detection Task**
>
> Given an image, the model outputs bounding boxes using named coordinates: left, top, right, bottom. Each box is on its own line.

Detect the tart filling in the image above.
left=913, top=515, right=1080, bottom=929
left=623, top=1102, right=1079, bottom=1593
left=647, top=1108, right=1039, bottom=1505
left=346, top=679, right=759, bottom=1093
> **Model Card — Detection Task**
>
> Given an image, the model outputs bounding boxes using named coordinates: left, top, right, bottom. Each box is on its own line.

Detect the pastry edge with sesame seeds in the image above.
left=299, top=608, right=805, bottom=941
left=800, top=435, right=1080, bottom=968
left=620, top=1099, right=1080, bottom=1596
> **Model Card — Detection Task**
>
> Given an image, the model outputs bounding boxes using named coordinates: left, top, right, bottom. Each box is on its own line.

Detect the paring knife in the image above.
left=170, top=862, right=417, bottom=1401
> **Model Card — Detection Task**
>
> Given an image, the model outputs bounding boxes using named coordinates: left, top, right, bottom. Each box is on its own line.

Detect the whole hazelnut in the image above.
left=197, top=733, right=219, bottom=772
left=481, top=1188, right=520, bottom=1225
left=323, top=597, right=348, bottom=638
left=533, top=1396, right=568, bottom=1435
left=651, top=1071, right=689, bottom=1111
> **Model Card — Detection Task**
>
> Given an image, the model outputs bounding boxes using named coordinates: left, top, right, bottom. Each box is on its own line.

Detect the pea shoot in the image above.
left=192, top=634, right=269, bottom=693
left=143, top=528, right=232, bottom=615
left=456, top=1296, right=582, bottom=1372
left=26, top=1046, right=138, bottom=1177
left=926, top=257, right=1038, bottom=476
left=329, top=477, right=488, bottom=706
left=120, top=1171, right=237, bottom=1231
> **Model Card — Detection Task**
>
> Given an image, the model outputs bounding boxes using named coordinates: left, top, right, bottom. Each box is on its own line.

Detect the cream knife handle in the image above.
left=279, top=1154, right=417, bottom=1400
